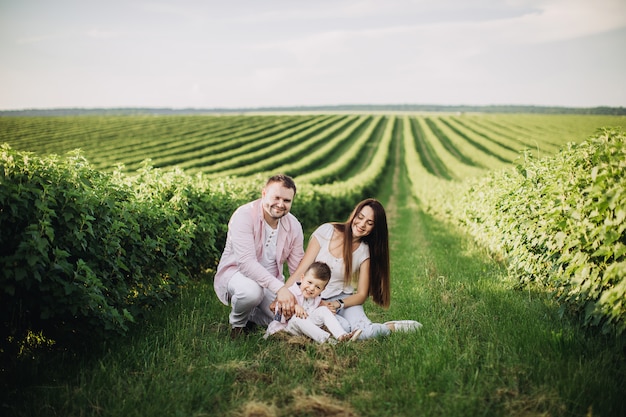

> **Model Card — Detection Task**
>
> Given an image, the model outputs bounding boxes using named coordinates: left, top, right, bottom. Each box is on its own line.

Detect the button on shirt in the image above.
left=261, top=220, right=279, bottom=278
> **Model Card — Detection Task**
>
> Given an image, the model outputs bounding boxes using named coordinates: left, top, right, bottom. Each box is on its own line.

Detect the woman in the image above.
left=283, top=198, right=422, bottom=340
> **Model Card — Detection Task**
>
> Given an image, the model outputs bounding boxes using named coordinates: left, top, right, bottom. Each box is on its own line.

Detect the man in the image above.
left=214, top=174, right=304, bottom=339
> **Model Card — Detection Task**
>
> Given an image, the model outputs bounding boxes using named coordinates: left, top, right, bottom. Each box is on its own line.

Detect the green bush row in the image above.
left=0, top=145, right=241, bottom=354
left=458, top=129, right=626, bottom=334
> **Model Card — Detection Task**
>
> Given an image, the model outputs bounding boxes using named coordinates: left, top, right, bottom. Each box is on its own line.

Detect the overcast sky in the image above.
left=1, top=0, right=625, bottom=110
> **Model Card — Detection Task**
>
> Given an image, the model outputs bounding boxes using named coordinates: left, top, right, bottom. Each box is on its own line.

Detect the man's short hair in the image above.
left=266, top=174, right=297, bottom=195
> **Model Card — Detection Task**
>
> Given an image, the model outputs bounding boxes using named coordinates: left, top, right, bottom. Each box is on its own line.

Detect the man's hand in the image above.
left=275, top=286, right=296, bottom=317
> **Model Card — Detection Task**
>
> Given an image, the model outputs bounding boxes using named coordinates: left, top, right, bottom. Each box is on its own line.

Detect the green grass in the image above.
left=4, top=135, right=626, bottom=417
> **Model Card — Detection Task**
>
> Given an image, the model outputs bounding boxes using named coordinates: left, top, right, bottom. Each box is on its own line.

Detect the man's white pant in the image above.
left=226, top=271, right=276, bottom=328
left=285, top=306, right=347, bottom=343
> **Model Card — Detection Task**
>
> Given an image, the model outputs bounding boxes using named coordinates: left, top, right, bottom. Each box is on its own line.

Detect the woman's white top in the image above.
left=311, top=223, right=370, bottom=299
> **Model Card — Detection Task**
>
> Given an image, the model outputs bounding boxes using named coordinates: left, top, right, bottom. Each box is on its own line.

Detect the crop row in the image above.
left=4, top=114, right=624, bottom=182
left=0, top=115, right=309, bottom=171
left=110, top=115, right=318, bottom=172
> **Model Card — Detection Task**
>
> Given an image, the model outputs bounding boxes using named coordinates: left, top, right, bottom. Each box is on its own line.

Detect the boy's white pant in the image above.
left=285, top=306, right=347, bottom=343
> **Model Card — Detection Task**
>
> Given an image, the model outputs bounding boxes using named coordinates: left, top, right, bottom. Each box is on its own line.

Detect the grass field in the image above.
left=4, top=116, right=625, bottom=417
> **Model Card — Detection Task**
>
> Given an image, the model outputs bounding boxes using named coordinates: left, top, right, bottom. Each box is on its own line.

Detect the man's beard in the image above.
left=266, top=204, right=287, bottom=219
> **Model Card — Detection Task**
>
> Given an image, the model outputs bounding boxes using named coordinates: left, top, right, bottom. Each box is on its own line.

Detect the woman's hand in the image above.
left=321, top=299, right=339, bottom=314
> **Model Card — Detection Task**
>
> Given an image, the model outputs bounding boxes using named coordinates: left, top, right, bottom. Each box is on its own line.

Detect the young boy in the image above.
left=264, top=262, right=362, bottom=343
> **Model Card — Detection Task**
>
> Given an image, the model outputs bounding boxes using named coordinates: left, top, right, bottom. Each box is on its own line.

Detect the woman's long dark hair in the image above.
left=333, top=198, right=390, bottom=308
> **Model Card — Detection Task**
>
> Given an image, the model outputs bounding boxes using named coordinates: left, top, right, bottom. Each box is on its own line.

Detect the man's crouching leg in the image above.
left=227, top=272, right=263, bottom=337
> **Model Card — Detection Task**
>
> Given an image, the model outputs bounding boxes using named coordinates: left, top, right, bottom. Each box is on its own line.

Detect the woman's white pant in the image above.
left=326, top=293, right=391, bottom=339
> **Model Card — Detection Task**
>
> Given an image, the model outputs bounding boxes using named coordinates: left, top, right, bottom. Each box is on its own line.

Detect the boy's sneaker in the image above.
left=384, top=320, right=423, bottom=332
left=338, top=328, right=363, bottom=342
left=349, top=328, right=363, bottom=341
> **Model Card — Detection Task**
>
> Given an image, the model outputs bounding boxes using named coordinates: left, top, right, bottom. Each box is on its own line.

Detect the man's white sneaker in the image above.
left=385, top=320, right=423, bottom=332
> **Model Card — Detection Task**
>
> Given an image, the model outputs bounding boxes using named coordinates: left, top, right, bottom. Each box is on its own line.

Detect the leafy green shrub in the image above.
left=126, top=164, right=243, bottom=278
left=0, top=145, right=236, bottom=354
left=459, top=129, right=626, bottom=334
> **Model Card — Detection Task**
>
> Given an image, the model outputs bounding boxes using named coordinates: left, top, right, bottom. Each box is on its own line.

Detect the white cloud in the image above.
left=86, top=28, right=123, bottom=39
left=245, top=0, right=626, bottom=91
left=1, top=0, right=625, bottom=109
left=16, top=33, right=65, bottom=45
left=258, top=0, right=626, bottom=55
left=483, top=0, right=626, bottom=45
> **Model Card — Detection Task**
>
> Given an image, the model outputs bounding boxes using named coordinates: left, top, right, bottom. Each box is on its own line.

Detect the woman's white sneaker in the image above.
left=385, top=320, right=423, bottom=332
